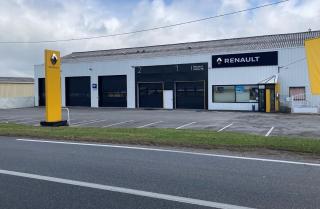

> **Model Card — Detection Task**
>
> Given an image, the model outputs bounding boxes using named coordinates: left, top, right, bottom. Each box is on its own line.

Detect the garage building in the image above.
left=34, top=30, right=320, bottom=113
left=0, top=77, right=34, bottom=109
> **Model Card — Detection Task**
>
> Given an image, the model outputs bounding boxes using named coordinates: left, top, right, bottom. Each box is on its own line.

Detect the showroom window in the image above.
left=213, top=85, right=259, bottom=103
left=235, top=85, right=259, bottom=103
left=213, top=86, right=235, bottom=103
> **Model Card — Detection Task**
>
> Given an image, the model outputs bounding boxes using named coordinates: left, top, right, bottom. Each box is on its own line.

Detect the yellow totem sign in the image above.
left=41, top=50, right=67, bottom=126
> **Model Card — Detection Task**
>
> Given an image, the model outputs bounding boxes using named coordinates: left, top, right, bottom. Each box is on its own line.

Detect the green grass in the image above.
left=1, top=123, right=320, bottom=155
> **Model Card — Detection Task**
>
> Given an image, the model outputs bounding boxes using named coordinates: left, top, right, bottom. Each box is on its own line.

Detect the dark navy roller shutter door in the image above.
left=138, top=83, right=163, bottom=108
left=66, top=77, right=91, bottom=107
left=99, top=75, right=127, bottom=107
left=176, top=81, right=205, bottom=109
left=38, top=78, right=46, bottom=106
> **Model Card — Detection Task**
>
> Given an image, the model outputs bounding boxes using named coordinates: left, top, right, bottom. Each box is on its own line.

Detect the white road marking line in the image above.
left=217, top=123, right=233, bottom=132
left=16, top=138, right=320, bottom=167
left=103, top=120, right=134, bottom=128
left=265, top=127, right=274, bottom=137
left=137, top=121, right=163, bottom=128
left=0, top=169, right=254, bottom=209
left=70, top=119, right=100, bottom=126
left=176, top=122, right=196, bottom=130
left=71, top=119, right=109, bottom=127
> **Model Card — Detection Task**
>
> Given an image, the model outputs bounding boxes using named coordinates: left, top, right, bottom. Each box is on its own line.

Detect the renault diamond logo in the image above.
left=50, top=54, right=58, bottom=65
left=216, top=57, right=223, bottom=65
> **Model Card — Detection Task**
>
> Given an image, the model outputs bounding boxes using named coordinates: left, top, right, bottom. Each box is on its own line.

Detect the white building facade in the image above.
left=34, top=31, right=320, bottom=113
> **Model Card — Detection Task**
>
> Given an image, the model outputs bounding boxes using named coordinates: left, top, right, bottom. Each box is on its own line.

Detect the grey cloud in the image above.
left=0, top=0, right=319, bottom=77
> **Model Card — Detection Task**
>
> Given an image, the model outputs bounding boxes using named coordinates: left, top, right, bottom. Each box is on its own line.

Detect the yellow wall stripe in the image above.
left=305, top=37, right=320, bottom=95
left=266, top=89, right=271, bottom=113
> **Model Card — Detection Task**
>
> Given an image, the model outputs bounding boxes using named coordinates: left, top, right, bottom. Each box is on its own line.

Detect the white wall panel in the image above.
left=210, top=66, right=278, bottom=85
left=212, top=103, right=258, bottom=111
left=278, top=47, right=309, bottom=96
left=91, top=75, right=98, bottom=108
left=0, top=97, right=34, bottom=109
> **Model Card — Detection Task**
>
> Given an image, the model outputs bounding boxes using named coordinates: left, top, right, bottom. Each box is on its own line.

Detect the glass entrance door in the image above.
left=258, top=89, right=265, bottom=112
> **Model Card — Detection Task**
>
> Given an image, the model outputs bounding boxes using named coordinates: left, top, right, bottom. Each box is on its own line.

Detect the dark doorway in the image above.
left=138, top=82, right=163, bottom=108
left=175, top=81, right=205, bottom=109
left=99, top=75, right=127, bottom=107
left=38, top=78, right=46, bottom=106
left=65, top=77, right=91, bottom=107
left=267, top=85, right=276, bottom=113
left=258, top=89, right=265, bottom=112
left=258, top=85, right=276, bottom=112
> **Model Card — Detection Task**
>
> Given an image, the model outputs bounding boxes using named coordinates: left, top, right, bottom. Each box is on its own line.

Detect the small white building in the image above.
left=0, top=77, right=34, bottom=109
left=34, top=30, right=320, bottom=113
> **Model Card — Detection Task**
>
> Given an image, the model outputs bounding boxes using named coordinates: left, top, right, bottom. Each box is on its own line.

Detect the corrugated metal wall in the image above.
left=0, top=83, right=34, bottom=98
left=34, top=46, right=320, bottom=110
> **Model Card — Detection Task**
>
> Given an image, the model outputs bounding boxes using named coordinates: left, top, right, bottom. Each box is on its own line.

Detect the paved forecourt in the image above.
left=0, top=107, right=319, bottom=137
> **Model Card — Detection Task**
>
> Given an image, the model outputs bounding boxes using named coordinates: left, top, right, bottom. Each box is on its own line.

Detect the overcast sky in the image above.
left=0, top=0, right=319, bottom=77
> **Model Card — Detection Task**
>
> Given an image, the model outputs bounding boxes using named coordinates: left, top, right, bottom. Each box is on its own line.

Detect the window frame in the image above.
left=289, top=86, right=306, bottom=101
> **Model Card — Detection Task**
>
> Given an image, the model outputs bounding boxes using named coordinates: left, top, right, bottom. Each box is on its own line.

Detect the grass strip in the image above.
left=0, top=123, right=320, bottom=155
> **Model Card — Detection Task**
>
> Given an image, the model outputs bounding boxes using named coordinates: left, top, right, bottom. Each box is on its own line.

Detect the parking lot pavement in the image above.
left=0, top=107, right=319, bottom=138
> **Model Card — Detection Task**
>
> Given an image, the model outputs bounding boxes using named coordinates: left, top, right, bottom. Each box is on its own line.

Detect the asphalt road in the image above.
left=0, top=137, right=320, bottom=209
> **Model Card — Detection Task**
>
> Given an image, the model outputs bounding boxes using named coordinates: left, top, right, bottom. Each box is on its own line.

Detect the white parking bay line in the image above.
left=15, top=119, right=41, bottom=125
left=70, top=119, right=101, bottom=126
left=71, top=119, right=109, bottom=127
left=217, top=123, right=233, bottom=132
left=176, top=122, right=196, bottom=130
left=0, top=116, right=27, bottom=120
left=6, top=118, right=32, bottom=122
left=0, top=169, right=254, bottom=209
left=103, top=120, right=134, bottom=128
left=265, top=127, right=274, bottom=137
left=137, top=121, right=163, bottom=128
